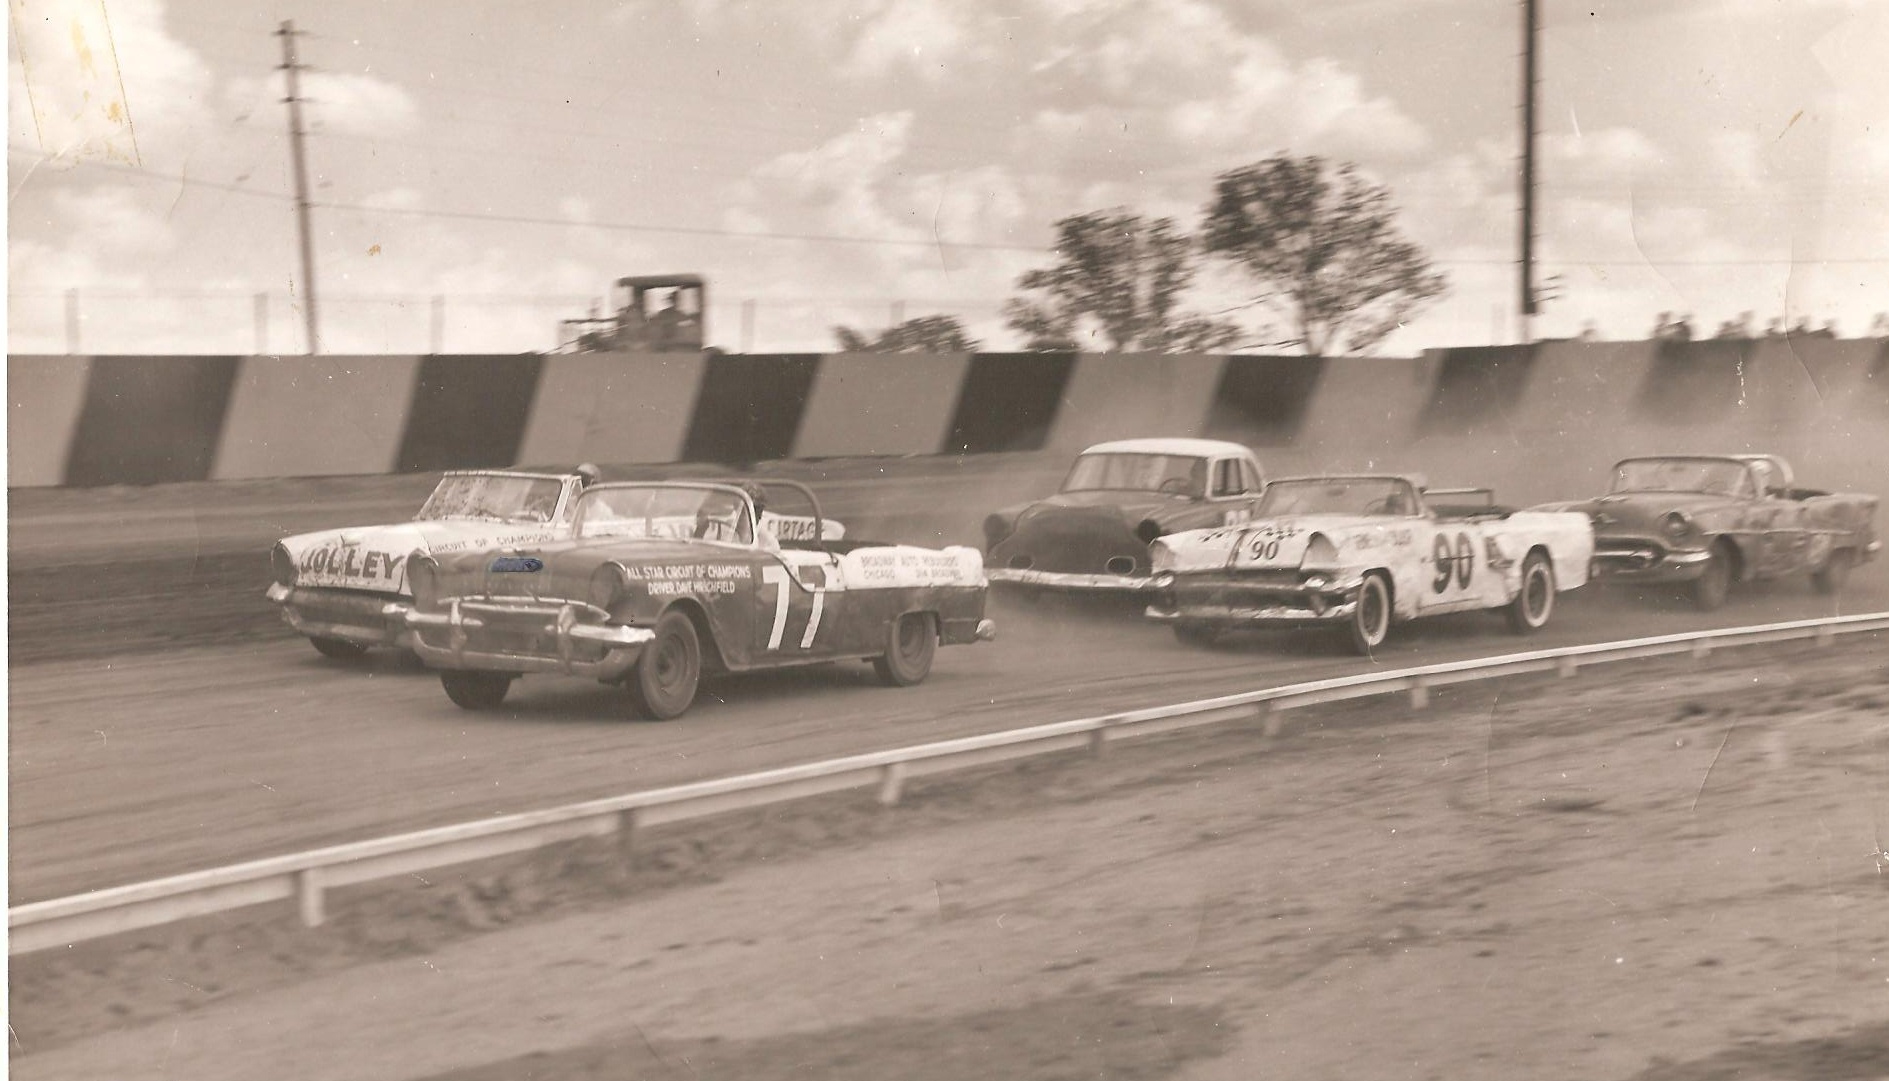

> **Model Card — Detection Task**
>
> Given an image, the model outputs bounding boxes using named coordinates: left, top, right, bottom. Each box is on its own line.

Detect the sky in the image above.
left=7, top=0, right=1887, bottom=356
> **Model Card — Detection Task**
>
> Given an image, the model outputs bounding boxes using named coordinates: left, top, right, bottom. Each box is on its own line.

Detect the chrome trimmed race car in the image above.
left=403, top=479, right=995, bottom=719
left=1145, top=475, right=1594, bottom=654
left=266, top=468, right=598, bottom=659
left=983, top=438, right=1266, bottom=593
left=1534, top=454, right=1879, bottom=610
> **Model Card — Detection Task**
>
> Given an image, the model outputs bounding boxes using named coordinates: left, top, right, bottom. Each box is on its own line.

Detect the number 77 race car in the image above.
left=403, top=480, right=995, bottom=719
left=1144, top=475, right=1594, bottom=654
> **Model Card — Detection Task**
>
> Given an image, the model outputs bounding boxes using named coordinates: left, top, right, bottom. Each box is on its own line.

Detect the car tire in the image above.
left=1691, top=543, right=1733, bottom=611
left=1172, top=620, right=1222, bottom=648
left=626, top=610, right=702, bottom=720
left=1811, top=548, right=1854, bottom=595
left=309, top=635, right=369, bottom=661
left=1505, top=551, right=1556, bottom=634
left=873, top=612, right=937, bottom=687
left=440, top=670, right=513, bottom=711
left=1346, top=573, right=1392, bottom=655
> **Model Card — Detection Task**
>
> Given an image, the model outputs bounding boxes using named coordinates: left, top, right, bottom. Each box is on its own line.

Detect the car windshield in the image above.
left=417, top=473, right=564, bottom=523
left=1610, top=459, right=1753, bottom=497
left=1256, top=478, right=1418, bottom=517
left=1063, top=453, right=1207, bottom=498
left=572, top=484, right=754, bottom=544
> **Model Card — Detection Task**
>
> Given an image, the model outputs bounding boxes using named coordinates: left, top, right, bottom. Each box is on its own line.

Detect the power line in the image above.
left=6, top=146, right=298, bottom=201
left=310, top=199, right=1058, bottom=254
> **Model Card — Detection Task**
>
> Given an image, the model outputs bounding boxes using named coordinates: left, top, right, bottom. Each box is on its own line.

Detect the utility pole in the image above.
left=1518, top=0, right=1539, bottom=345
left=278, top=20, right=321, bottom=354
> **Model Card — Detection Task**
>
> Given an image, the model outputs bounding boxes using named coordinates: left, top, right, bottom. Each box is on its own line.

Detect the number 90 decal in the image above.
left=1431, top=532, right=1475, bottom=593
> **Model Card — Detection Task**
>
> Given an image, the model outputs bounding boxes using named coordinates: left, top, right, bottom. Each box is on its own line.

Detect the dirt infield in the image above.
left=13, top=639, right=1887, bottom=1081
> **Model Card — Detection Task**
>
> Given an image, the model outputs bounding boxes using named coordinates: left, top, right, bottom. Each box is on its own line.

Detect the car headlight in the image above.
left=270, top=543, right=297, bottom=588
left=1660, top=512, right=1692, bottom=542
left=1303, top=573, right=1330, bottom=590
left=588, top=563, right=627, bottom=611
left=408, top=556, right=440, bottom=611
left=1151, top=572, right=1176, bottom=590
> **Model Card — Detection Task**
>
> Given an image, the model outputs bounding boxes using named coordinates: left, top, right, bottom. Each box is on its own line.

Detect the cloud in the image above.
left=8, top=0, right=214, bottom=167
left=224, top=69, right=419, bottom=138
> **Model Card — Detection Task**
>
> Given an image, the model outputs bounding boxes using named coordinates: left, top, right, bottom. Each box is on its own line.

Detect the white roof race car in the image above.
left=1145, top=475, right=1594, bottom=654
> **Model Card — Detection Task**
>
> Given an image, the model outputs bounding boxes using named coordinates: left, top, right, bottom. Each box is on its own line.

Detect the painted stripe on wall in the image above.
left=791, top=352, right=971, bottom=458
left=1200, top=355, right=1326, bottom=448
left=395, top=354, right=544, bottom=473
left=1634, top=340, right=1751, bottom=424
left=64, top=355, right=241, bottom=487
left=515, top=352, right=706, bottom=467
left=944, top=353, right=1077, bottom=454
left=1416, top=345, right=1540, bottom=436
left=681, top=354, right=823, bottom=463
left=7, top=355, right=93, bottom=487
left=1046, top=353, right=1228, bottom=454
left=211, top=355, right=422, bottom=480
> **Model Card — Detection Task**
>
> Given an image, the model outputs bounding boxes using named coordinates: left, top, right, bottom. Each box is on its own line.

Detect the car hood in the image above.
left=1158, top=515, right=1393, bottom=573
left=279, top=518, right=562, bottom=595
left=1542, top=491, right=1740, bottom=535
left=1024, top=490, right=1190, bottom=521
left=430, top=537, right=756, bottom=606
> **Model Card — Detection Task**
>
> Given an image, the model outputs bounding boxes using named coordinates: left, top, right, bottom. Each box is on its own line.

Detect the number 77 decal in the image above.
left=760, top=565, right=825, bottom=649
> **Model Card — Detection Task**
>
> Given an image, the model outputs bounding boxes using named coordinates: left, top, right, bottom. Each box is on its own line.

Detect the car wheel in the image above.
left=309, top=635, right=369, bottom=661
left=1172, top=620, right=1222, bottom=648
left=1346, top=573, right=1392, bottom=655
left=1811, top=548, right=1854, bottom=595
left=440, top=670, right=513, bottom=711
left=873, top=612, right=937, bottom=687
left=1691, top=543, right=1733, bottom=611
left=626, top=610, right=702, bottom=720
left=1505, top=551, right=1556, bottom=634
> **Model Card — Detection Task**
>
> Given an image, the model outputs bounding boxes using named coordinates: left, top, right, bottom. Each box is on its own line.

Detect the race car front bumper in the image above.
left=1589, top=544, right=1714, bottom=583
left=405, top=598, right=655, bottom=680
left=986, top=567, right=1156, bottom=592
left=267, top=582, right=412, bottom=648
left=1143, top=572, right=1364, bottom=627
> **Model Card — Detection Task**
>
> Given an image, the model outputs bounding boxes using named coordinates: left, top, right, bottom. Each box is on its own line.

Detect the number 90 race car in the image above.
left=1144, top=475, right=1594, bottom=654
left=402, top=479, right=996, bottom=719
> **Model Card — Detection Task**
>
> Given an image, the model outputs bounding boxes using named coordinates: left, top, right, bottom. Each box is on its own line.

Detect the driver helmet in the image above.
left=575, top=462, right=602, bottom=488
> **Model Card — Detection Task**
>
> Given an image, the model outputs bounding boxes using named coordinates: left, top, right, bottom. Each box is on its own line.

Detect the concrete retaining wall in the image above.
left=9, top=340, right=1886, bottom=502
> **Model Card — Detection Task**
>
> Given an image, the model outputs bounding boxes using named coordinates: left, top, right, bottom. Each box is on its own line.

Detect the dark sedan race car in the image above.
left=983, top=438, right=1267, bottom=593
left=1537, top=454, right=1879, bottom=610
left=404, top=480, right=994, bottom=719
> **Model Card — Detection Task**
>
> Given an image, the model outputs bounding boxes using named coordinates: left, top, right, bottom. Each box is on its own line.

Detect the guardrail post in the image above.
left=296, top=868, right=325, bottom=927
left=616, top=808, right=640, bottom=860
left=1261, top=703, right=1284, bottom=739
left=1556, top=656, right=1579, bottom=678
left=1409, top=679, right=1430, bottom=710
left=1691, top=639, right=1713, bottom=659
left=1088, top=719, right=1111, bottom=757
left=878, top=763, right=907, bottom=807
left=1815, top=624, right=1835, bottom=647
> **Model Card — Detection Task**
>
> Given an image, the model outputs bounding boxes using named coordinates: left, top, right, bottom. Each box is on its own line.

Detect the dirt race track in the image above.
left=8, top=464, right=1889, bottom=1079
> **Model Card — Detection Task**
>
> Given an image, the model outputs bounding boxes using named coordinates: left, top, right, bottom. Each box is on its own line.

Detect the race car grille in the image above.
left=414, top=603, right=613, bottom=663
left=1171, top=571, right=1311, bottom=607
left=1593, top=539, right=1669, bottom=570
left=285, top=587, right=403, bottom=620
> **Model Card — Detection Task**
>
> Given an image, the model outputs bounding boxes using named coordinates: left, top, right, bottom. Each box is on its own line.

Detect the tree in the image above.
left=1200, top=154, right=1447, bottom=356
left=832, top=315, right=981, bottom=354
left=1002, top=209, right=1239, bottom=353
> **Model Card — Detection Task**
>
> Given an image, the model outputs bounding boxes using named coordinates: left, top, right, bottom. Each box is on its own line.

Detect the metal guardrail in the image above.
left=11, top=612, right=1887, bottom=955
